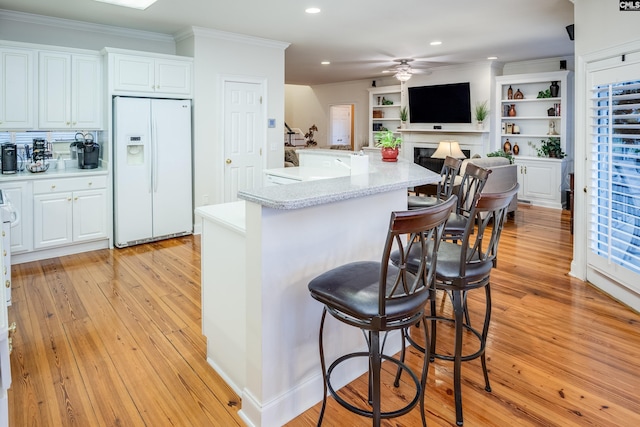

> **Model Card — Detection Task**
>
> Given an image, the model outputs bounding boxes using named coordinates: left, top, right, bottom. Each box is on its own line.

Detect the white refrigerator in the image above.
left=113, top=97, right=193, bottom=248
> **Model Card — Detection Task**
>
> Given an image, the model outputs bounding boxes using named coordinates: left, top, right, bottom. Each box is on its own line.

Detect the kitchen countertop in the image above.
left=239, top=157, right=439, bottom=210
left=0, top=165, right=108, bottom=182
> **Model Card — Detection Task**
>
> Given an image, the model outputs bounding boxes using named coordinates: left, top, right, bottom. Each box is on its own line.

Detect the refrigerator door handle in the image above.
left=152, top=119, right=158, bottom=193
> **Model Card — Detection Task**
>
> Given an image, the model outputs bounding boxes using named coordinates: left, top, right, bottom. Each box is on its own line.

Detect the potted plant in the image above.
left=375, top=130, right=402, bottom=162
left=305, top=124, right=318, bottom=146
left=399, top=106, right=408, bottom=128
left=474, top=100, right=489, bottom=130
left=528, top=137, right=565, bottom=158
left=486, top=149, right=514, bottom=164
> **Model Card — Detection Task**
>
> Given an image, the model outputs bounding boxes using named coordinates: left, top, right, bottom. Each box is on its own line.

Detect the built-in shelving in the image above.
left=494, top=70, right=574, bottom=209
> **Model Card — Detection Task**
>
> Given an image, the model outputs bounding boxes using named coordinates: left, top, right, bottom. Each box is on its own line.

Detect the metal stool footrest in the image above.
left=326, top=351, right=422, bottom=420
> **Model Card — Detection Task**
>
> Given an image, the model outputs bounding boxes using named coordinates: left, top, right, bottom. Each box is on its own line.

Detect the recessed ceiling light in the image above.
left=321, top=61, right=330, bottom=65
left=430, top=41, right=442, bottom=46
left=95, top=0, right=157, bottom=10
left=487, top=56, right=498, bottom=60
left=305, top=7, right=321, bottom=14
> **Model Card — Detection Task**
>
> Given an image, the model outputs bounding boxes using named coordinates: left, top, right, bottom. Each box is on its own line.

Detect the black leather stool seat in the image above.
left=309, top=261, right=430, bottom=328
left=408, top=195, right=440, bottom=210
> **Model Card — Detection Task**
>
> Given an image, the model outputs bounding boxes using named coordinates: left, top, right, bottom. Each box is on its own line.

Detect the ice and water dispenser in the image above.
left=126, top=136, right=144, bottom=165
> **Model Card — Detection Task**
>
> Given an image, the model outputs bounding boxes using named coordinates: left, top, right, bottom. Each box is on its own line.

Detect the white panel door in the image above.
left=73, top=189, right=107, bottom=242
left=38, top=51, right=72, bottom=129
left=0, top=47, right=34, bottom=129
left=151, top=99, right=192, bottom=237
left=330, top=104, right=353, bottom=146
left=224, top=81, right=264, bottom=202
left=72, top=54, right=102, bottom=129
left=33, top=192, right=73, bottom=249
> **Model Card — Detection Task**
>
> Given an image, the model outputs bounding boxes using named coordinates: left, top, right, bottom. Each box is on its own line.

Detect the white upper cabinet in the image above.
left=111, top=53, right=192, bottom=97
left=38, top=51, right=102, bottom=130
left=0, top=46, right=35, bottom=130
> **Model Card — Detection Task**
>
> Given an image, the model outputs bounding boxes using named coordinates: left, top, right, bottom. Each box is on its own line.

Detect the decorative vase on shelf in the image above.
left=508, top=104, right=517, bottom=117
left=476, top=121, right=484, bottom=130
left=513, top=143, right=520, bottom=155
left=381, top=147, right=399, bottom=162
left=507, top=85, right=513, bottom=100
left=550, top=81, right=560, bottom=98
left=514, top=89, right=524, bottom=99
left=503, top=139, right=512, bottom=153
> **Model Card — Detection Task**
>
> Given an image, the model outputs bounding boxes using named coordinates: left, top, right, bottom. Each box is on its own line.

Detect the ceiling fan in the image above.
left=384, top=58, right=433, bottom=82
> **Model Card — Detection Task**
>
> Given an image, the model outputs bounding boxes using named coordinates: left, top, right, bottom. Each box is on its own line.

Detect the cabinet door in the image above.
left=39, top=51, right=72, bottom=129
left=0, top=181, right=32, bottom=254
left=72, top=189, right=107, bottom=242
left=113, top=54, right=155, bottom=93
left=155, top=58, right=192, bottom=95
left=516, top=159, right=562, bottom=208
left=33, top=192, right=73, bottom=249
left=0, top=47, right=34, bottom=129
left=72, top=54, right=102, bottom=129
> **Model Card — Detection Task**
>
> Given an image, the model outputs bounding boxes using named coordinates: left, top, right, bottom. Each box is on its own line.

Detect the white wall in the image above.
left=286, top=62, right=501, bottom=152
left=178, top=28, right=288, bottom=207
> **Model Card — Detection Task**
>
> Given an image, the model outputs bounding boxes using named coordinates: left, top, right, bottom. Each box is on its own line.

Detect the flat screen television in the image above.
left=408, top=82, right=472, bottom=123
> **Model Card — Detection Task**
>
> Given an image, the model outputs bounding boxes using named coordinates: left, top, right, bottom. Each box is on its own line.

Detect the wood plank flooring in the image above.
left=8, top=205, right=640, bottom=426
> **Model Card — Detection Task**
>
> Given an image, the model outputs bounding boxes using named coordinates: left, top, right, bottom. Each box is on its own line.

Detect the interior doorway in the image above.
left=329, top=104, right=354, bottom=149
left=223, top=79, right=265, bottom=203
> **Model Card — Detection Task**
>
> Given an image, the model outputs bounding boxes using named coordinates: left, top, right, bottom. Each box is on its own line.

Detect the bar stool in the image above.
left=408, top=156, right=463, bottom=210
left=308, top=196, right=457, bottom=427
left=441, top=162, right=491, bottom=242
left=398, top=184, right=519, bottom=426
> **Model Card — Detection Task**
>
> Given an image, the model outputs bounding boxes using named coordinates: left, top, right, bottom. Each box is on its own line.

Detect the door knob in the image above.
left=226, top=159, right=232, bottom=164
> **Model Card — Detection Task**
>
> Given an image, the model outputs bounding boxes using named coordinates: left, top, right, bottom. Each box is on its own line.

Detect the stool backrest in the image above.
left=436, top=156, right=464, bottom=200
left=455, top=162, right=491, bottom=217
left=460, top=184, right=519, bottom=276
left=378, top=196, right=457, bottom=324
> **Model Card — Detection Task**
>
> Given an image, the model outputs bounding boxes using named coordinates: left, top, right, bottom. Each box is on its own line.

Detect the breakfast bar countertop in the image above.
left=238, top=157, right=439, bottom=210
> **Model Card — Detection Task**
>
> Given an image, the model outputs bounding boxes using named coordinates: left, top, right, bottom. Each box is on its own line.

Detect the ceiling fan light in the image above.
left=395, top=69, right=412, bottom=82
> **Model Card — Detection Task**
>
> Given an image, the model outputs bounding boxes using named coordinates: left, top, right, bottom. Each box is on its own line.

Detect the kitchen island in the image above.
left=195, top=155, right=439, bottom=427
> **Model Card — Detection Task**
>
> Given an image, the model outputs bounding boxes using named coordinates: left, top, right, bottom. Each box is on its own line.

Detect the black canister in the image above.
left=1, top=143, right=17, bottom=174
left=32, top=138, right=46, bottom=163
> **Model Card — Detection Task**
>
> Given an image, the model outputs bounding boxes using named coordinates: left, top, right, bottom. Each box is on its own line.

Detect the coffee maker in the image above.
left=78, top=142, right=100, bottom=169
left=1, top=143, right=17, bottom=174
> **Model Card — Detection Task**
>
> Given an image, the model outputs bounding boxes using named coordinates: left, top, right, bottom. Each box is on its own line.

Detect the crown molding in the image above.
left=179, top=26, right=289, bottom=51
left=0, top=9, right=174, bottom=43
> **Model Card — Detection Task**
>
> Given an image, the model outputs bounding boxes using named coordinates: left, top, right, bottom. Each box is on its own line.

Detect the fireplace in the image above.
left=414, top=147, right=470, bottom=173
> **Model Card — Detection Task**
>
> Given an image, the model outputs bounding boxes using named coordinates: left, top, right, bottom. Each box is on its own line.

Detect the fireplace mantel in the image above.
left=398, top=128, right=490, bottom=161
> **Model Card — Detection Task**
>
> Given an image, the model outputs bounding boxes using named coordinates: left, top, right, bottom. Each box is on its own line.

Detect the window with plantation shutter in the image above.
left=589, top=73, right=640, bottom=292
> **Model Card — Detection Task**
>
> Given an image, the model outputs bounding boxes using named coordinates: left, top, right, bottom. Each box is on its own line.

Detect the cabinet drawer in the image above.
left=33, top=175, right=107, bottom=194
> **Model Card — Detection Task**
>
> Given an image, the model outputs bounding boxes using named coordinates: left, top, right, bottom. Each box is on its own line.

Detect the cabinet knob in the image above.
left=5, top=279, right=10, bottom=288
left=8, top=322, right=16, bottom=334
left=3, top=250, right=6, bottom=256
left=226, top=159, right=232, bottom=164
left=74, top=197, right=78, bottom=201
left=88, top=182, right=92, bottom=186
left=51, top=185, right=56, bottom=190
left=1, top=231, right=4, bottom=237
left=67, top=197, right=72, bottom=202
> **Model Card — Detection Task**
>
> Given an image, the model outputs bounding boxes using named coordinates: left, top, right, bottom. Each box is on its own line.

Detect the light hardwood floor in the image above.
left=8, top=205, right=640, bottom=426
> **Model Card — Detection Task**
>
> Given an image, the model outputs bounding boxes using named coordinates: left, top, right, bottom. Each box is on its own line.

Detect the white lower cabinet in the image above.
left=0, top=181, right=32, bottom=254
left=514, top=157, right=567, bottom=209
left=33, top=176, right=107, bottom=249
